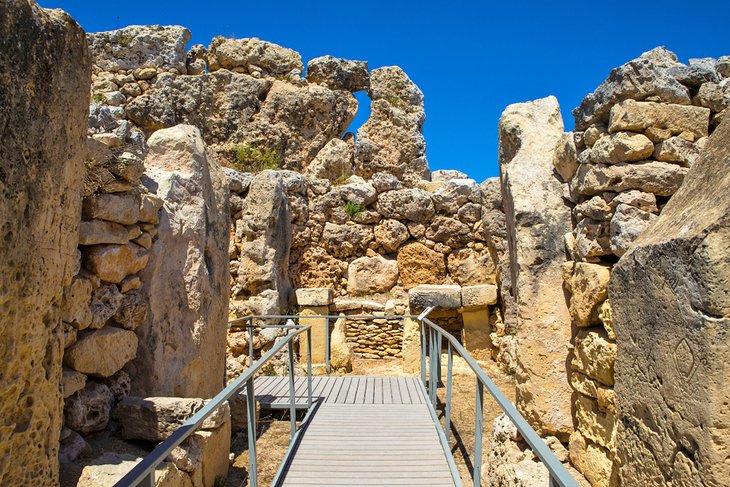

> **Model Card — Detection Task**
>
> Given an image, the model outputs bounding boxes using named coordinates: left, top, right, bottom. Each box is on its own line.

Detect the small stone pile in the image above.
left=558, top=47, right=729, bottom=486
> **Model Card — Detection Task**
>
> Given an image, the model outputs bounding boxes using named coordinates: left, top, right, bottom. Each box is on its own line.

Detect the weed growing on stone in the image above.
left=231, top=142, right=281, bottom=173
left=344, top=201, right=365, bottom=220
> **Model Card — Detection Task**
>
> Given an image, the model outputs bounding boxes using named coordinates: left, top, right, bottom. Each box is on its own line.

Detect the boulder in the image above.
left=574, top=218, right=612, bottom=260
left=425, top=216, right=471, bottom=247
left=431, top=169, right=468, bottom=182
left=208, top=36, right=303, bottom=76
left=609, top=204, right=657, bottom=256
left=347, top=255, right=399, bottom=295
left=498, top=96, right=574, bottom=439
left=608, top=99, right=710, bottom=138
left=322, top=222, right=374, bottom=258
left=408, top=284, right=462, bottom=310
left=88, top=284, right=123, bottom=329
left=572, top=329, right=616, bottom=387
left=64, top=382, right=114, bottom=434
left=376, top=188, right=435, bottom=222
left=116, top=396, right=230, bottom=441
left=0, top=4, right=89, bottom=482
left=62, top=368, right=87, bottom=399
left=336, top=178, right=377, bottom=206
left=692, top=82, right=729, bottom=113
left=112, top=290, right=148, bottom=330
left=552, top=132, right=579, bottom=181
left=396, top=242, right=446, bottom=288
left=330, top=317, right=354, bottom=372
left=447, top=248, right=496, bottom=286
left=461, top=284, right=498, bottom=309
left=570, top=160, right=688, bottom=196
left=62, top=276, right=94, bottom=329
left=370, top=172, right=402, bottom=193
left=667, top=64, right=720, bottom=87
left=83, top=242, right=149, bottom=283
left=304, top=138, right=354, bottom=181
left=566, top=262, right=611, bottom=327
left=64, top=327, right=138, bottom=378
left=609, top=117, right=730, bottom=486
left=58, top=430, right=91, bottom=464
left=355, top=66, right=429, bottom=184
left=573, top=47, right=689, bottom=130
left=374, top=219, right=409, bottom=252
left=79, top=220, right=130, bottom=245
left=431, top=178, right=476, bottom=213
left=609, top=190, right=658, bottom=213
left=82, top=193, right=141, bottom=225
left=653, top=136, right=702, bottom=166
left=134, top=125, right=230, bottom=398
left=87, top=25, right=191, bottom=72
left=77, top=453, right=190, bottom=487
left=574, top=196, right=613, bottom=221
left=306, top=55, right=369, bottom=91
left=589, top=132, right=654, bottom=163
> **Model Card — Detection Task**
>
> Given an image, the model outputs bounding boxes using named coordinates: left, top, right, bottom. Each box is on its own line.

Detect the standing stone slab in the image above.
left=132, top=125, right=230, bottom=398
left=498, top=96, right=574, bottom=439
left=609, top=118, right=730, bottom=486
left=0, top=2, right=90, bottom=485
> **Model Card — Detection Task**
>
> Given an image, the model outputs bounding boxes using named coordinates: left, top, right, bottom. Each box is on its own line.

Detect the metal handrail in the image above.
left=418, top=308, right=579, bottom=487
left=114, top=324, right=313, bottom=487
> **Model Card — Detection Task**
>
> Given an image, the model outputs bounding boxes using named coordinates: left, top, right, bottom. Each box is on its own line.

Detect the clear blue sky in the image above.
left=43, top=0, right=730, bottom=182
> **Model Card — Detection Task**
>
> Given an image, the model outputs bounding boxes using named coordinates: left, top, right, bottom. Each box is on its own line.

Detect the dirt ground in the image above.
left=229, top=356, right=515, bottom=486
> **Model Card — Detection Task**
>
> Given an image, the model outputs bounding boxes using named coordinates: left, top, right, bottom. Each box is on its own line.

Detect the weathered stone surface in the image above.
left=461, top=284, right=498, bottom=309
left=62, top=276, right=94, bottom=329
left=653, top=135, right=701, bottom=166
left=112, top=290, right=148, bottom=330
left=64, top=327, right=138, bottom=378
left=553, top=132, right=579, bottom=181
left=77, top=453, right=189, bottom=487
left=609, top=204, right=657, bottom=256
left=431, top=169, right=468, bottom=182
left=608, top=99, right=710, bottom=138
left=208, top=36, right=302, bottom=76
left=487, top=414, right=552, bottom=487
left=83, top=242, right=149, bottom=283
left=79, top=220, right=130, bottom=245
left=609, top=117, right=730, bottom=486
left=590, top=132, right=654, bottom=163
left=116, top=396, right=230, bottom=441
left=431, top=178, right=475, bottom=213
left=574, top=195, right=613, bottom=221
left=88, top=25, right=191, bottom=72
left=62, top=369, right=87, bottom=399
left=574, top=394, right=616, bottom=450
left=133, top=125, right=229, bottom=398
left=570, top=160, right=688, bottom=196
left=347, top=256, right=399, bottom=295
left=396, top=242, right=446, bottom=288
left=355, top=66, right=429, bottom=184
left=373, top=219, right=409, bottom=252
left=82, top=193, right=141, bottom=225
left=295, top=288, right=333, bottom=307
left=573, top=47, right=690, bottom=130
left=322, top=222, right=374, bottom=258
left=376, top=188, right=435, bottom=222
left=566, top=262, right=611, bottom=326
left=425, top=216, right=471, bottom=247
left=64, top=382, right=114, bottom=434
left=569, top=432, right=617, bottom=487
left=498, top=96, right=573, bottom=439
left=609, top=189, right=658, bottom=213
left=89, top=284, right=122, bottom=329
left=693, top=81, right=730, bottom=113
left=408, top=284, right=461, bottom=310
left=330, top=317, right=354, bottom=372
left=306, top=55, right=369, bottom=91
left=58, top=430, right=91, bottom=464
left=370, top=172, right=402, bottom=193
left=667, top=64, right=720, bottom=87
left=447, top=248, right=496, bottom=286
left=574, top=218, right=612, bottom=260
left=304, top=138, right=353, bottom=181
left=0, top=3, right=90, bottom=483
left=572, top=328, right=616, bottom=386
left=336, top=178, right=377, bottom=206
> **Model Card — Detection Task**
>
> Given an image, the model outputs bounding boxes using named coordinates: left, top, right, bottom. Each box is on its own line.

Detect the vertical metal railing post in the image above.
left=246, top=376, right=258, bottom=487
left=306, top=328, right=312, bottom=408
left=420, top=319, right=426, bottom=386
left=474, top=378, right=484, bottom=487
left=287, top=341, right=296, bottom=438
left=445, top=341, right=453, bottom=445
left=430, top=328, right=437, bottom=408
left=248, top=317, right=254, bottom=368
left=436, top=332, right=442, bottom=386
left=140, top=472, right=154, bottom=487
left=325, top=317, right=330, bottom=376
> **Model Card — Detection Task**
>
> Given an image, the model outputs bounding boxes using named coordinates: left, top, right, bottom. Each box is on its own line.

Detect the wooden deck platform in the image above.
left=242, top=375, right=426, bottom=409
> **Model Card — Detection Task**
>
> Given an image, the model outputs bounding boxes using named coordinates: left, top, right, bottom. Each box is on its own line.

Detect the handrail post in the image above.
left=306, top=328, right=312, bottom=408
left=420, top=318, right=426, bottom=386
left=445, top=341, right=452, bottom=445
left=287, top=341, right=296, bottom=438
left=246, top=377, right=258, bottom=487
left=325, top=317, right=330, bottom=376
left=474, top=378, right=484, bottom=487
left=430, top=328, right=437, bottom=408
left=248, top=317, right=254, bottom=368
left=436, top=332, right=442, bottom=387
left=140, top=472, right=154, bottom=487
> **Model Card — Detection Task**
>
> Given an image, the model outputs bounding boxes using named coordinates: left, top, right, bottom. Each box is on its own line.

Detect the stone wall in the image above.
left=558, top=47, right=728, bottom=486
left=0, top=1, right=91, bottom=484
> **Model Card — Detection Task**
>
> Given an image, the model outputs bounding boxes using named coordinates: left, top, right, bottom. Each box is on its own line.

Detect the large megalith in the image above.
left=498, top=96, right=574, bottom=439
left=130, top=125, right=230, bottom=398
left=0, top=1, right=91, bottom=484
left=609, top=117, right=730, bottom=486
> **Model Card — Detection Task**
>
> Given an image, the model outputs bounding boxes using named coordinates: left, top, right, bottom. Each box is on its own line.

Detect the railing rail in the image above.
left=417, top=307, right=579, bottom=487
left=114, top=322, right=313, bottom=487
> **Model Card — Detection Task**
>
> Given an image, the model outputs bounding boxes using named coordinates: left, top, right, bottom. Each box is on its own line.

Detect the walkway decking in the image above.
left=240, top=376, right=456, bottom=486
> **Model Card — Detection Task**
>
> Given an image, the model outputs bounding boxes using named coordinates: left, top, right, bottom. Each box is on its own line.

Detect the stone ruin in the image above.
left=1, top=1, right=729, bottom=486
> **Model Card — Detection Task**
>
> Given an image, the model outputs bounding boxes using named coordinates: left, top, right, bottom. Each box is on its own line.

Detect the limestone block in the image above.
left=116, top=396, right=230, bottom=442
left=572, top=328, right=616, bottom=386
left=396, top=242, right=446, bottom=288
left=408, top=284, right=462, bottom=310
left=83, top=242, right=149, bottom=283
left=590, top=132, right=654, bottom=163
left=567, top=262, right=611, bottom=326
left=77, top=452, right=190, bottom=487
left=229, top=395, right=260, bottom=433
left=461, top=308, right=492, bottom=360
left=330, top=317, right=353, bottom=372
left=571, top=371, right=615, bottom=414
left=89, top=284, right=122, bottom=329
left=370, top=172, right=402, bottom=193
left=552, top=132, right=579, bottom=181
left=653, top=136, right=702, bottom=166
left=425, top=216, right=471, bottom=247
left=373, top=219, right=409, bottom=252
left=376, top=188, right=435, bottom=222
left=574, top=195, right=613, bottom=221
left=347, top=255, right=399, bottom=295
left=64, top=326, right=138, bottom=378
left=192, top=419, right=231, bottom=487
left=608, top=190, right=658, bottom=213
left=65, top=382, right=114, bottom=434
left=112, top=290, right=148, bottom=330
left=298, top=307, right=330, bottom=367
left=208, top=36, right=302, bottom=76
left=609, top=204, right=657, bottom=256
left=59, top=430, right=91, bottom=464
left=401, top=316, right=421, bottom=374
left=62, top=368, right=88, bottom=399
left=295, top=288, right=334, bottom=307
left=447, top=248, right=496, bottom=286
left=79, top=220, right=130, bottom=245
left=609, top=117, right=730, bottom=485
left=306, top=55, right=369, bottom=92
left=62, top=276, right=94, bottom=329
left=82, top=193, right=141, bottom=225
left=574, top=394, right=616, bottom=450
left=431, top=178, right=476, bottom=214
left=461, top=284, right=498, bottom=309
left=608, top=100, right=710, bottom=138
left=88, top=25, right=191, bottom=72
left=570, top=160, right=688, bottom=197
left=304, top=138, right=354, bottom=181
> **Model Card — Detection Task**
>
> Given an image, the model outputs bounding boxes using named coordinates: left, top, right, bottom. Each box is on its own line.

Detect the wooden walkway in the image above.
left=241, top=376, right=456, bottom=486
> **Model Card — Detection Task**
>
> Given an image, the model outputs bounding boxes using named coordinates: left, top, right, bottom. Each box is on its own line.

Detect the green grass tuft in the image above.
left=344, top=201, right=365, bottom=220
left=230, top=142, right=282, bottom=173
